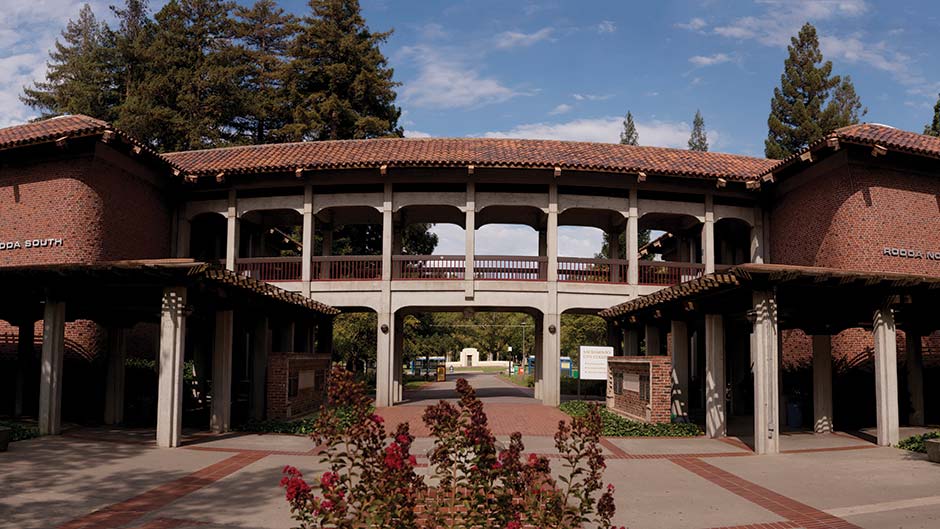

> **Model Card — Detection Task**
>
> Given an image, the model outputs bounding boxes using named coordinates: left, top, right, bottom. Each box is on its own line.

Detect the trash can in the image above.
left=436, top=366, right=446, bottom=382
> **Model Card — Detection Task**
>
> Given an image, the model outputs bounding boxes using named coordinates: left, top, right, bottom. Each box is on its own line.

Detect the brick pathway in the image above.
left=375, top=402, right=570, bottom=436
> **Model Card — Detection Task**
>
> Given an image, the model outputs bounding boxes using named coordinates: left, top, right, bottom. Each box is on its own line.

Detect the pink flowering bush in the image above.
left=281, top=367, right=618, bottom=528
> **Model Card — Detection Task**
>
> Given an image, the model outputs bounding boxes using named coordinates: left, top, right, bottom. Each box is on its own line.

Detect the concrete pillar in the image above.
left=627, top=185, right=639, bottom=285
left=104, top=328, right=127, bottom=425
left=157, top=287, right=187, bottom=448
left=382, top=183, right=393, bottom=282
left=225, top=190, right=238, bottom=271
left=751, top=291, right=779, bottom=455
left=750, top=206, right=764, bottom=264
left=704, top=314, right=726, bottom=438
left=302, top=183, right=313, bottom=295
left=393, top=313, right=404, bottom=403
left=670, top=320, right=689, bottom=420
left=375, top=311, right=394, bottom=407
left=251, top=317, right=270, bottom=421
left=38, top=300, right=66, bottom=436
left=547, top=183, right=558, bottom=282
left=534, top=316, right=543, bottom=400
left=906, top=332, right=925, bottom=426
left=465, top=182, right=475, bottom=298
left=14, top=321, right=34, bottom=417
left=624, top=328, right=639, bottom=356
left=211, top=310, right=234, bottom=433
left=177, top=214, right=191, bottom=258
left=703, top=194, right=715, bottom=274
left=873, top=308, right=900, bottom=447
left=541, top=312, right=561, bottom=406
left=812, top=335, right=833, bottom=433
left=608, top=321, right=623, bottom=356
left=645, top=324, right=661, bottom=356
left=609, top=228, right=622, bottom=282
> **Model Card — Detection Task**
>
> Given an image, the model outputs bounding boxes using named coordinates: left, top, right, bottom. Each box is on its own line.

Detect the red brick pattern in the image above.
left=607, top=356, right=672, bottom=423
left=265, top=354, right=330, bottom=420
left=374, top=403, right=572, bottom=437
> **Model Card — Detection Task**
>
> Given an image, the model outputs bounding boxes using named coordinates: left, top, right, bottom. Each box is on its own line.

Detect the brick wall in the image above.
left=266, top=353, right=330, bottom=420
left=607, top=356, right=672, bottom=424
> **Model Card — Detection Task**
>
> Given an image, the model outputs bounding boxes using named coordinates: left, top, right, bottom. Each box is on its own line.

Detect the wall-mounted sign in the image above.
left=0, top=238, right=64, bottom=251
left=883, top=247, right=940, bottom=261
left=579, top=345, right=614, bottom=381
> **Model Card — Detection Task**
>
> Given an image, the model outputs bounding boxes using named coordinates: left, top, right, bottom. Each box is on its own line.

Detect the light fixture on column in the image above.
left=548, top=324, right=556, bottom=334
left=380, top=323, right=389, bottom=334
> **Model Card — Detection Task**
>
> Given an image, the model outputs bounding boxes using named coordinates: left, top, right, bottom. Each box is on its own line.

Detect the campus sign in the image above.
left=0, top=238, right=64, bottom=251
left=579, top=345, right=614, bottom=381
left=883, top=247, right=940, bottom=260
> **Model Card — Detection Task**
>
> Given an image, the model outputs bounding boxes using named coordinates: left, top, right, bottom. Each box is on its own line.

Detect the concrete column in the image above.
left=906, top=332, right=925, bottom=426
left=375, top=311, right=394, bottom=406
left=703, top=194, right=715, bottom=274
left=751, top=291, right=780, bottom=455
left=225, top=190, right=238, bottom=271
left=873, top=308, right=900, bottom=446
left=14, top=321, right=34, bottom=417
left=670, top=320, right=689, bottom=420
left=541, top=312, right=561, bottom=406
left=608, top=321, right=623, bottom=356
left=547, top=183, right=558, bottom=282
left=704, top=314, right=726, bottom=438
left=465, top=182, right=476, bottom=299
left=382, top=183, right=393, bottom=282
left=251, top=317, right=270, bottom=421
left=302, top=183, right=313, bottom=295
left=750, top=206, right=764, bottom=264
left=38, top=300, right=66, bottom=436
left=177, top=214, right=191, bottom=258
left=393, top=313, right=404, bottom=403
left=534, top=316, right=543, bottom=400
left=812, top=335, right=833, bottom=433
left=157, top=287, right=187, bottom=448
left=624, top=328, right=639, bottom=356
left=211, top=310, right=234, bottom=433
left=627, top=185, right=639, bottom=285
left=645, top=324, right=661, bottom=356
left=104, top=328, right=127, bottom=425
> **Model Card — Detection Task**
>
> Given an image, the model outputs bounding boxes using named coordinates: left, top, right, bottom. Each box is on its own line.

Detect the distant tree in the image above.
left=560, top=314, right=607, bottom=362
left=110, top=0, right=153, bottom=103
left=233, top=0, right=299, bottom=144
left=333, top=312, right=376, bottom=372
left=21, top=4, right=118, bottom=120
left=598, top=230, right=650, bottom=260
left=925, top=93, right=940, bottom=137
left=688, top=109, right=708, bottom=151
left=619, top=111, right=639, bottom=145
left=765, top=23, right=865, bottom=159
left=280, top=0, right=402, bottom=141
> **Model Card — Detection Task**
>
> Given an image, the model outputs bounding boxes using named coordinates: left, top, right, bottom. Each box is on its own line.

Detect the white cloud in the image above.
left=494, top=27, right=553, bottom=49
left=404, top=129, right=432, bottom=138
left=572, top=93, right=612, bottom=101
left=596, top=20, right=616, bottom=34
left=475, top=225, right=539, bottom=255
left=819, top=35, right=918, bottom=84
left=688, top=53, right=732, bottom=67
left=482, top=116, right=709, bottom=149
left=713, top=0, right=868, bottom=47
left=548, top=103, right=572, bottom=115
left=675, top=18, right=707, bottom=31
left=430, top=220, right=605, bottom=258
left=558, top=227, right=604, bottom=257
left=400, top=45, right=527, bottom=109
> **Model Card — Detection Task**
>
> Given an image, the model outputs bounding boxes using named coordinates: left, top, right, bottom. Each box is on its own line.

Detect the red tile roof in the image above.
left=0, top=114, right=108, bottom=151
left=164, top=137, right=776, bottom=181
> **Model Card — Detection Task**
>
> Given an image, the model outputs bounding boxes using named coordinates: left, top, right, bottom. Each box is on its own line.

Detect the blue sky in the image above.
left=2, top=0, right=939, bottom=256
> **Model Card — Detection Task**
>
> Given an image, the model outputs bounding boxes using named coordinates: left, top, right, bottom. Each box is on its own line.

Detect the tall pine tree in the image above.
left=925, top=93, right=940, bottom=137
left=280, top=0, right=402, bottom=141
left=620, top=111, right=639, bottom=145
left=21, top=4, right=118, bottom=120
left=110, top=0, right=153, bottom=103
left=233, top=0, right=298, bottom=144
left=765, top=23, right=865, bottom=159
left=688, top=110, right=708, bottom=151
left=117, top=0, right=245, bottom=151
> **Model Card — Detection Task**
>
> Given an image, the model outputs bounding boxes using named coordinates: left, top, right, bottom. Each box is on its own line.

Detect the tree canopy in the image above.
left=620, top=111, right=639, bottom=145
left=688, top=110, right=708, bottom=152
left=925, top=94, right=940, bottom=137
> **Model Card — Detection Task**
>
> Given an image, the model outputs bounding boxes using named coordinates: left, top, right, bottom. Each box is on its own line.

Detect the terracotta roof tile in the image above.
left=164, top=138, right=776, bottom=181
left=0, top=115, right=108, bottom=151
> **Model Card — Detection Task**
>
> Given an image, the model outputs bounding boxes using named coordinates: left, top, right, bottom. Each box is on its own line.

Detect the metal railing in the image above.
left=473, top=255, right=548, bottom=281
left=236, top=256, right=302, bottom=282
left=558, top=257, right=629, bottom=284
left=638, top=261, right=705, bottom=286
left=393, top=255, right=465, bottom=280
left=311, top=255, right=382, bottom=281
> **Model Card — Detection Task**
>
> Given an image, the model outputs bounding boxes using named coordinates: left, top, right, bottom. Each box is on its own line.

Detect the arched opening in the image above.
left=638, top=213, right=704, bottom=285
left=715, top=217, right=752, bottom=267
left=189, top=212, right=226, bottom=263
left=394, top=205, right=462, bottom=280
left=332, top=309, right=378, bottom=386
left=237, top=209, right=303, bottom=281
left=560, top=310, right=609, bottom=399
left=475, top=206, right=546, bottom=280
left=558, top=208, right=628, bottom=283
left=314, top=206, right=383, bottom=280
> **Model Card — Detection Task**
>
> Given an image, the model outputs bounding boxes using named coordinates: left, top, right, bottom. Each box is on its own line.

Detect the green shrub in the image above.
left=0, top=420, right=40, bottom=442
left=237, top=405, right=367, bottom=435
left=560, top=400, right=702, bottom=437
left=898, top=430, right=940, bottom=453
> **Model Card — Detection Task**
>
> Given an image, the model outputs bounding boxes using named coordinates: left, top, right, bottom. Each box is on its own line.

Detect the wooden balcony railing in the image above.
left=638, top=261, right=705, bottom=286
left=473, top=256, right=547, bottom=281
left=311, top=255, right=382, bottom=281
left=236, top=256, right=302, bottom=282
left=393, top=255, right=465, bottom=280
left=558, top=257, right=629, bottom=284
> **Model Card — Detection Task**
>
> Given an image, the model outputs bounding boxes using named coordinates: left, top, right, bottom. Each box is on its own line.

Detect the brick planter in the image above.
left=927, top=439, right=940, bottom=463
left=606, top=356, right=672, bottom=424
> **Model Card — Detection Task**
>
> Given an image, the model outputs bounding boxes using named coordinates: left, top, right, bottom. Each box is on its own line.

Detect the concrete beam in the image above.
left=157, top=287, right=187, bottom=448
left=705, top=314, right=725, bottom=438
left=906, top=332, right=925, bottom=427
left=104, top=328, right=127, bottom=425
left=211, top=310, right=234, bottom=433
left=38, top=300, right=66, bottom=436
left=670, top=320, right=689, bottom=420
left=873, top=308, right=900, bottom=447
left=812, top=335, right=833, bottom=433
left=751, top=291, right=779, bottom=455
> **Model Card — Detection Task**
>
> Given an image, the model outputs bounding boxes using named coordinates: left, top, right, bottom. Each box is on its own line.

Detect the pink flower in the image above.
left=320, top=471, right=338, bottom=489
left=371, top=414, right=385, bottom=424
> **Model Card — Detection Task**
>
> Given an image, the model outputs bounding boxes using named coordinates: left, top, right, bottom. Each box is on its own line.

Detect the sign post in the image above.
left=579, top=346, right=614, bottom=399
